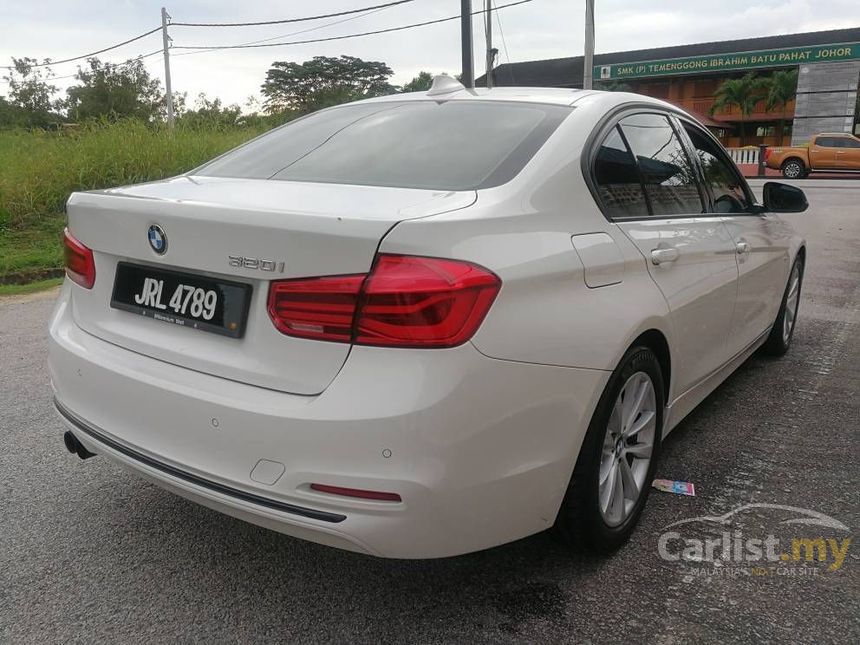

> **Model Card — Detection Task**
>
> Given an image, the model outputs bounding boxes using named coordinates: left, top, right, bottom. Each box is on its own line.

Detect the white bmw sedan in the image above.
left=49, top=80, right=808, bottom=558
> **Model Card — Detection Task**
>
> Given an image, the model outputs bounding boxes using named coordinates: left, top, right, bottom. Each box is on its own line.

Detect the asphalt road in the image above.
left=2, top=182, right=859, bottom=644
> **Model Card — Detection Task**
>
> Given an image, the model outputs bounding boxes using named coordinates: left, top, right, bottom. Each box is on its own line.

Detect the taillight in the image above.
left=267, top=274, right=364, bottom=342
left=63, top=228, right=95, bottom=289
left=355, top=254, right=501, bottom=348
left=267, top=254, right=500, bottom=348
left=764, top=147, right=772, bottom=162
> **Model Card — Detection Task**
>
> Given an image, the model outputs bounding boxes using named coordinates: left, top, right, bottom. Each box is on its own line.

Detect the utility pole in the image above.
left=583, top=0, right=595, bottom=90
left=460, top=0, right=474, bottom=88
left=485, top=0, right=494, bottom=88
left=161, top=6, right=174, bottom=128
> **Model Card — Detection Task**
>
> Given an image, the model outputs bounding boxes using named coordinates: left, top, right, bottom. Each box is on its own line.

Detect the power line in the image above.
left=493, top=0, right=511, bottom=65
left=0, top=49, right=163, bottom=85
left=1, top=26, right=162, bottom=70
left=172, top=0, right=534, bottom=51
left=173, top=5, right=395, bottom=59
left=0, top=1, right=417, bottom=70
left=171, top=0, right=417, bottom=28
left=492, top=0, right=515, bottom=84
left=1, top=0, right=534, bottom=86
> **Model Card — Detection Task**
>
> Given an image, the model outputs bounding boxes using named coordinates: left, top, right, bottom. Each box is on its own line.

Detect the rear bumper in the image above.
left=49, top=284, right=608, bottom=558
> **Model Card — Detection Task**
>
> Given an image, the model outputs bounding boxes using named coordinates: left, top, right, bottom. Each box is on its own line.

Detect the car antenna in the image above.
left=427, top=74, right=466, bottom=97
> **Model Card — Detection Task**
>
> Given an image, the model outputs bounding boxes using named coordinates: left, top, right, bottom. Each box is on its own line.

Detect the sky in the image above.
left=1, top=0, right=857, bottom=110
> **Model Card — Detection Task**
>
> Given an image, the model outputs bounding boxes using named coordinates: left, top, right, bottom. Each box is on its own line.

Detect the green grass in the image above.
left=0, top=119, right=271, bottom=280
left=0, top=213, right=65, bottom=276
left=0, top=277, right=63, bottom=297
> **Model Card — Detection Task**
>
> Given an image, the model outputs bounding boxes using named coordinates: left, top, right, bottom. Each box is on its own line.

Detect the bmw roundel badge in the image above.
left=148, top=224, right=167, bottom=254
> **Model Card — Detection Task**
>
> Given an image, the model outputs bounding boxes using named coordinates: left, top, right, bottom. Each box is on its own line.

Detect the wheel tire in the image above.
left=554, top=346, right=664, bottom=553
left=761, top=256, right=804, bottom=357
left=782, top=159, right=805, bottom=179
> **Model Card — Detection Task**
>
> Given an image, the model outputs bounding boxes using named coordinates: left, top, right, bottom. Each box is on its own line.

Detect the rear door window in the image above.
left=619, top=113, right=704, bottom=216
left=592, top=126, right=650, bottom=219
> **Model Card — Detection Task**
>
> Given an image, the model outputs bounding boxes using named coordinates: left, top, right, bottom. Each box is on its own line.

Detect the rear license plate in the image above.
left=111, top=262, right=252, bottom=338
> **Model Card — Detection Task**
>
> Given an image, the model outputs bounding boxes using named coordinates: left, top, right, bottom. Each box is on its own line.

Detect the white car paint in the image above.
left=49, top=86, right=805, bottom=558
left=571, top=233, right=625, bottom=288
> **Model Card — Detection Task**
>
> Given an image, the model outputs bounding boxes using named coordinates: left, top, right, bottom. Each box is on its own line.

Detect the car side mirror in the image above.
left=763, top=181, right=808, bottom=213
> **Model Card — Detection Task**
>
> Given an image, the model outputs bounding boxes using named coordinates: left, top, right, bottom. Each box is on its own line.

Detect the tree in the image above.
left=178, top=93, right=242, bottom=129
left=261, top=55, right=396, bottom=114
left=2, top=57, right=61, bottom=127
left=65, top=57, right=163, bottom=122
left=711, top=73, right=767, bottom=145
left=764, top=69, right=798, bottom=144
left=401, top=71, right=434, bottom=93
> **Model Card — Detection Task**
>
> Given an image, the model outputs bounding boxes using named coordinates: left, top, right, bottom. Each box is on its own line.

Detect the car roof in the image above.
left=353, top=85, right=678, bottom=110
left=354, top=86, right=587, bottom=107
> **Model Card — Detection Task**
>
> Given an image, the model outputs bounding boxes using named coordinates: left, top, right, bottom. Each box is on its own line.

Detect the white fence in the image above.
left=726, top=147, right=761, bottom=165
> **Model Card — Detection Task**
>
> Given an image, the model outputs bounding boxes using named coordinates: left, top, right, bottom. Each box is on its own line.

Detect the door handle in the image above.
left=650, top=247, right=679, bottom=265
left=736, top=241, right=751, bottom=255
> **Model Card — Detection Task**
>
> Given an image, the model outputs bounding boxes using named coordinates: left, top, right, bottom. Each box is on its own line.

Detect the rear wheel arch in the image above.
left=631, top=329, right=671, bottom=405
left=555, top=342, right=665, bottom=551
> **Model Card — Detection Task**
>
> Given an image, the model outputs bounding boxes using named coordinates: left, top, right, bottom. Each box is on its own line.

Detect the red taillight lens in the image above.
left=267, top=274, right=364, bottom=342
left=310, top=483, right=402, bottom=502
left=764, top=147, right=772, bottom=162
left=355, top=254, right=501, bottom=348
left=63, top=228, right=95, bottom=289
left=267, top=254, right=500, bottom=348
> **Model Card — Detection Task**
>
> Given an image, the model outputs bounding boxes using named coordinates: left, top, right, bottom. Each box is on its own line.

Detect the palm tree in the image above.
left=764, top=69, right=799, bottom=145
left=711, top=73, right=767, bottom=145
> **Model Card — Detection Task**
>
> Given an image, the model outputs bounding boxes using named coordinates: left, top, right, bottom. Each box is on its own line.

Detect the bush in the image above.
left=0, top=118, right=273, bottom=230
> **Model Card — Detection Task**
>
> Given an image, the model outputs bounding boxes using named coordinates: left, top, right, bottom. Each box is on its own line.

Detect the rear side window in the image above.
left=593, top=126, right=649, bottom=219
left=816, top=137, right=837, bottom=147
left=683, top=124, right=751, bottom=213
left=832, top=137, right=860, bottom=148
left=196, top=100, right=572, bottom=191
left=619, top=113, right=704, bottom=216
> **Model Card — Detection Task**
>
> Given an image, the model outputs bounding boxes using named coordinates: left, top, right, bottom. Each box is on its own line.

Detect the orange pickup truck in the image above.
left=765, top=133, right=860, bottom=178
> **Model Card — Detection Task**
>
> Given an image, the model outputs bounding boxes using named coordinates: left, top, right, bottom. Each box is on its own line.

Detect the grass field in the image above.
left=0, top=119, right=270, bottom=281
left=0, top=277, right=63, bottom=297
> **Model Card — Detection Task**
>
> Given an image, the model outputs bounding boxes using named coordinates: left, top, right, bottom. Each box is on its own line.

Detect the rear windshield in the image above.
left=195, top=100, right=572, bottom=191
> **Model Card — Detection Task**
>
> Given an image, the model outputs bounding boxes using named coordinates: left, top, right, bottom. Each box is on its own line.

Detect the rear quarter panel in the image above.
left=766, top=146, right=810, bottom=169
left=377, top=100, right=674, bottom=381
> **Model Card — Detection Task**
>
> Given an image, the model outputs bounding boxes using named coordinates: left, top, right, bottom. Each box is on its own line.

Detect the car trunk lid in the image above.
left=65, top=176, right=475, bottom=395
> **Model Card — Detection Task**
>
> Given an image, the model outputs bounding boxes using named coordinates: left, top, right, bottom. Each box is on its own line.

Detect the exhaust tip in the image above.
left=63, top=431, right=96, bottom=460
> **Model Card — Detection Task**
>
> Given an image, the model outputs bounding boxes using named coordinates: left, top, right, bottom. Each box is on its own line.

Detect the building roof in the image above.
left=476, top=27, right=860, bottom=87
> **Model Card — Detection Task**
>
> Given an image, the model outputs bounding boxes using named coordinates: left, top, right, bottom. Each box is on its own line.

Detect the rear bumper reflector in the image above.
left=310, top=483, right=402, bottom=502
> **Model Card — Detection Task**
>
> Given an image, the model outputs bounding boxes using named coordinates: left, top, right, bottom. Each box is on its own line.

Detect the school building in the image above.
left=478, top=27, right=860, bottom=147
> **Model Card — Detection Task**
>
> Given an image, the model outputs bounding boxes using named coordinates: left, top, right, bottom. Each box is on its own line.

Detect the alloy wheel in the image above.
left=598, top=371, right=657, bottom=527
left=784, top=162, right=802, bottom=179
